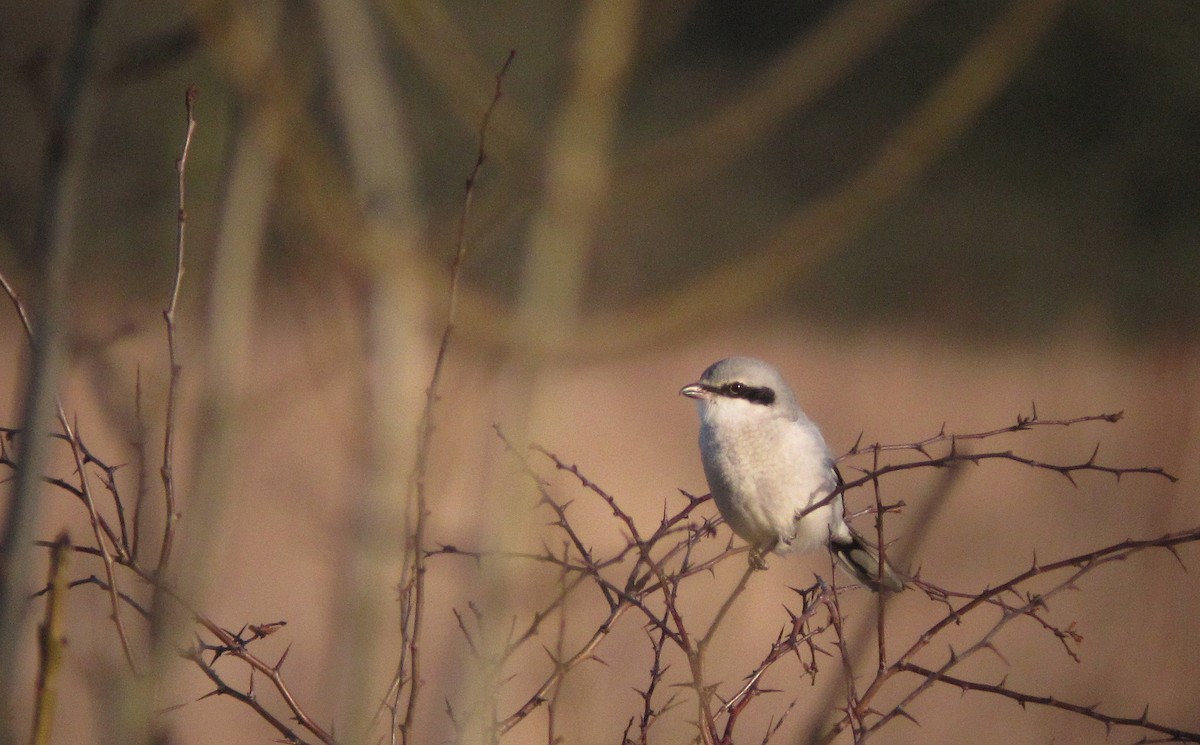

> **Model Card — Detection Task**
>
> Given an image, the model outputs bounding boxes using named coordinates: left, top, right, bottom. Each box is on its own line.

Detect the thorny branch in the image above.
left=388, top=50, right=516, bottom=745
left=3, top=80, right=1196, bottom=745
left=1, top=276, right=138, bottom=674
left=894, top=662, right=1200, bottom=742
left=7, top=355, right=1196, bottom=745
left=466, top=416, right=1193, bottom=744
left=156, top=84, right=196, bottom=576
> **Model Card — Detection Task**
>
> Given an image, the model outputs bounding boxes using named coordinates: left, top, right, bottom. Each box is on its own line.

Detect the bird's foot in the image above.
left=748, top=548, right=769, bottom=570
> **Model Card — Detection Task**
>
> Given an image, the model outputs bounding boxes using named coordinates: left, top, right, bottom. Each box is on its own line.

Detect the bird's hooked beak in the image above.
left=679, top=382, right=713, bottom=400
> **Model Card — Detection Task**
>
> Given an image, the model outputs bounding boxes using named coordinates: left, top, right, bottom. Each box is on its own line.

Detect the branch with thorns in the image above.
left=427, top=414, right=1194, bottom=745
left=3, top=62, right=1197, bottom=745
left=6, top=257, right=1196, bottom=745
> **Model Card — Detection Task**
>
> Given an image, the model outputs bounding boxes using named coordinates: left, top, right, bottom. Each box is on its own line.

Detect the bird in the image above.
left=680, top=356, right=904, bottom=592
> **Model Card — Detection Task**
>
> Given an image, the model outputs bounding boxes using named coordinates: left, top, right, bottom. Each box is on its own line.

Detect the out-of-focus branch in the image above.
left=511, top=0, right=641, bottom=351
left=620, top=0, right=931, bottom=197
left=379, top=2, right=532, bottom=160
left=184, top=0, right=1070, bottom=363
left=28, top=532, right=70, bottom=745
left=0, top=273, right=34, bottom=340
left=451, top=0, right=1071, bottom=359
left=312, top=0, right=431, bottom=736
left=0, top=1, right=106, bottom=737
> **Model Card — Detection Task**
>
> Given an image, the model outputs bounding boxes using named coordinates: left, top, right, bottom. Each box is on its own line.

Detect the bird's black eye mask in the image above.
left=717, top=381, right=776, bottom=406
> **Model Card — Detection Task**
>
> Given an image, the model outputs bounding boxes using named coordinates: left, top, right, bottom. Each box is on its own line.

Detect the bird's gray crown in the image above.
left=695, top=357, right=799, bottom=411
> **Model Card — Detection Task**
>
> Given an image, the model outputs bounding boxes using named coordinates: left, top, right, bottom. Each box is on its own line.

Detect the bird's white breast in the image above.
left=696, top=398, right=844, bottom=554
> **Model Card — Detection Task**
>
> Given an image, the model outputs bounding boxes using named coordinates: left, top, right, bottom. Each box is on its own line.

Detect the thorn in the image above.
left=980, top=641, right=1009, bottom=666
left=1162, top=544, right=1187, bottom=572
left=1088, top=442, right=1100, bottom=465
left=274, top=643, right=292, bottom=671
left=894, top=706, right=920, bottom=726
left=539, top=643, right=561, bottom=666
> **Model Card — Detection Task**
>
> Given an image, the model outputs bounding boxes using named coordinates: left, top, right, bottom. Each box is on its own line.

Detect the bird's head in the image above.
left=680, top=357, right=798, bottom=422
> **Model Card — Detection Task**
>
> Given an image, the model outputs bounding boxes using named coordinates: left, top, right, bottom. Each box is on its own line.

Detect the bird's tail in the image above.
left=831, top=530, right=905, bottom=593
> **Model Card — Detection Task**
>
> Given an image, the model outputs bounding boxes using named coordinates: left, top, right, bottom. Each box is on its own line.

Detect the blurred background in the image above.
left=1, top=1, right=1198, bottom=743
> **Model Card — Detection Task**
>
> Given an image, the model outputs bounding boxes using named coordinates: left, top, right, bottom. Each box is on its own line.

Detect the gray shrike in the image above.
left=681, top=356, right=904, bottom=592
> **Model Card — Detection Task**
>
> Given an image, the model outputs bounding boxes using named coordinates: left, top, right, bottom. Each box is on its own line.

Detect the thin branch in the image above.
left=184, top=649, right=313, bottom=745
left=896, top=663, right=1200, bottom=742
left=147, top=567, right=338, bottom=745
left=29, top=570, right=151, bottom=619
left=394, top=50, right=514, bottom=745
left=0, top=273, right=35, bottom=341
left=497, top=604, right=632, bottom=735
left=844, top=409, right=1127, bottom=459
left=157, top=84, right=197, bottom=574
left=871, top=446, right=888, bottom=674
left=57, top=416, right=137, bottom=671
left=828, top=528, right=1200, bottom=743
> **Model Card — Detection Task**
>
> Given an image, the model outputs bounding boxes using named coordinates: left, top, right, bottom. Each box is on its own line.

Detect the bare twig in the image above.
left=824, top=574, right=864, bottom=742
left=184, top=649, right=314, bottom=745
left=527, top=443, right=727, bottom=742
left=844, top=409, right=1127, bottom=459
left=1, top=284, right=138, bottom=675
left=894, top=663, right=1200, bottom=742
left=57, top=416, right=137, bottom=671
left=392, top=50, right=515, bottom=745
left=148, top=568, right=338, bottom=745
left=870, top=446, right=888, bottom=674
left=29, top=570, right=150, bottom=619
left=157, top=84, right=196, bottom=575
left=0, top=273, right=35, bottom=341
left=816, top=528, right=1200, bottom=743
